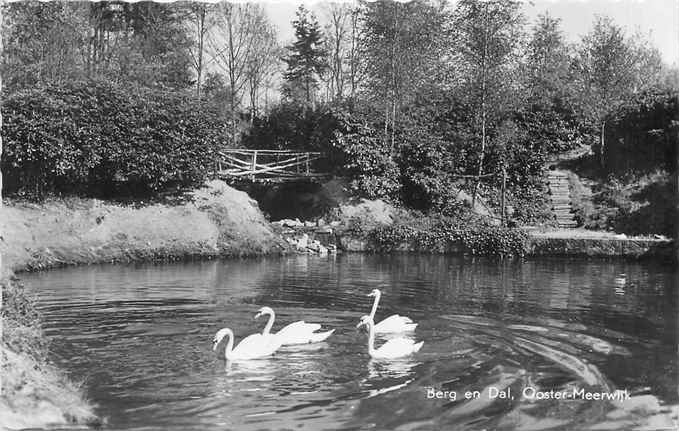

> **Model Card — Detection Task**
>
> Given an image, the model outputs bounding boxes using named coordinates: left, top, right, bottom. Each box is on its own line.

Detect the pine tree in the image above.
left=283, top=5, right=328, bottom=105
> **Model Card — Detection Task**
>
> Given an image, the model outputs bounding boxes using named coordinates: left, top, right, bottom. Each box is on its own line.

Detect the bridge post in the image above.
left=251, top=151, right=258, bottom=176
left=305, top=153, right=310, bottom=175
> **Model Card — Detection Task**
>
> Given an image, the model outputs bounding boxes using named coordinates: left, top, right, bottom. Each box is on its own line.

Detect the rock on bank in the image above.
left=0, top=180, right=287, bottom=274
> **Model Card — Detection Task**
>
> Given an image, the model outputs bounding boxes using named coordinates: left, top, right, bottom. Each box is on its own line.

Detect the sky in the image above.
left=262, top=0, right=679, bottom=67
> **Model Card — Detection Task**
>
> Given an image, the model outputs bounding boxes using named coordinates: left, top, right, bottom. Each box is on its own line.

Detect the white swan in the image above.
left=212, top=327, right=281, bottom=360
left=255, top=306, right=335, bottom=345
left=357, top=316, right=423, bottom=359
left=368, top=289, right=418, bottom=333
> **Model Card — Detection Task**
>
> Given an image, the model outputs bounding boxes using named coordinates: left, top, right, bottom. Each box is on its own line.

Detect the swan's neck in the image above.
left=263, top=310, right=275, bottom=335
left=369, top=292, right=381, bottom=320
left=223, top=330, right=234, bottom=360
left=366, top=321, right=376, bottom=356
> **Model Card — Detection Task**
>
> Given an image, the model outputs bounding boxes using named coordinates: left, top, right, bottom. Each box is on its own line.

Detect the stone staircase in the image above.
left=547, top=170, right=577, bottom=228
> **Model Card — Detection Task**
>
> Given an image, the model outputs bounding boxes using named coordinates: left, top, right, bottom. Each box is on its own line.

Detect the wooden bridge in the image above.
left=214, top=149, right=327, bottom=183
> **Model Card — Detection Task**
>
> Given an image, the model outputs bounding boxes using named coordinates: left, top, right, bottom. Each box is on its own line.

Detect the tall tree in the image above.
left=526, top=13, right=570, bottom=104
left=347, top=6, right=363, bottom=101
left=361, top=0, right=450, bottom=152
left=282, top=5, right=328, bottom=105
left=574, top=15, right=662, bottom=166
left=2, top=1, right=89, bottom=90
left=244, top=20, right=279, bottom=120
left=184, top=2, right=216, bottom=98
left=207, top=3, right=270, bottom=144
left=452, top=0, right=525, bottom=206
left=322, top=3, right=352, bottom=101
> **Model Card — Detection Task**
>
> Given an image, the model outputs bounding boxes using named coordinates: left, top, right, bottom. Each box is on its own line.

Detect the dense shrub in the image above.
left=587, top=172, right=676, bottom=236
left=329, top=110, right=401, bottom=200
left=368, top=215, right=528, bottom=256
left=600, top=88, right=678, bottom=174
left=2, top=79, right=229, bottom=198
left=242, top=102, right=340, bottom=152
left=397, top=125, right=467, bottom=215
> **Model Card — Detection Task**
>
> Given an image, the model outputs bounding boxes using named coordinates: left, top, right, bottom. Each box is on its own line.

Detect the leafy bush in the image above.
left=368, top=215, right=528, bottom=256
left=600, top=88, right=678, bottom=174
left=397, top=125, right=468, bottom=215
left=2, top=79, right=229, bottom=198
left=329, top=110, right=401, bottom=200
left=588, top=171, right=675, bottom=236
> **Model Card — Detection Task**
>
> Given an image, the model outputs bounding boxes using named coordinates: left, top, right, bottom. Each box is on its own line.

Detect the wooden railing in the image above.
left=215, top=149, right=325, bottom=182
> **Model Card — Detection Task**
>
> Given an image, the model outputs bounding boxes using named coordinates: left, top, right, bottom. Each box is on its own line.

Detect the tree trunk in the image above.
left=227, top=9, right=237, bottom=146
left=389, top=4, right=398, bottom=156
left=196, top=7, right=205, bottom=98
left=472, top=107, right=487, bottom=209
left=384, top=102, right=390, bottom=146
left=501, top=165, right=507, bottom=226
left=0, top=4, right=2, bottom=208
left=391, top=98, right=396, bottom=153
left=674, top=120, right=679, bottom=264
left=599, top=121, right=606, bottom=169
left=472, top=9, right=489, bottom=210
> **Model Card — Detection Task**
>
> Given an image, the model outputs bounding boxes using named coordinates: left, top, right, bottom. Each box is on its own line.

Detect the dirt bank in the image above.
left=0, top=180, right=288, bottom=275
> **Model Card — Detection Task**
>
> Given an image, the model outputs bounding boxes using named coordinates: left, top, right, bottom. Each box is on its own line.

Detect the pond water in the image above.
left=21, top=254, right=678, bottom=430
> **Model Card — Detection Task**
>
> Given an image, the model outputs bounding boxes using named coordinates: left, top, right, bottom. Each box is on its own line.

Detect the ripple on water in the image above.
left=19, top=255, right=679, bottom=430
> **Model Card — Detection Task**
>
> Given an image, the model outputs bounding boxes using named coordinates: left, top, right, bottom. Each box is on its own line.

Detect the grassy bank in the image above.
left=1, top=275, right=98, bottom=429
left=0, top=180, right=289, bottom=429
left=0, top=180, right=288, bottom=275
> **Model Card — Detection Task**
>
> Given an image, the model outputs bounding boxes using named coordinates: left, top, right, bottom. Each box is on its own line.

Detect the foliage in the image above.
left=573, top=15, right=663, bottom=160
left=243, top=102, right=340, bottom=152
left=367, top=215, right=528, bottom=256
left=283, top=5, right=329, bottom=104
left=397, top=123, right=466, bottom=215
left=452, top=0, right=526, bottom=201
left=2, top=1, right=193, bottom=92
left=360, top=0, right=450, bottom=145
left=507, top=184, right=556, bottom=226
left=587, top=171, right=676, bottom=236
left=329, top=109, right=401, bottom=200
left=601, top=88, right=678, bottom=174
left=1, top=80, right=229, bottom=198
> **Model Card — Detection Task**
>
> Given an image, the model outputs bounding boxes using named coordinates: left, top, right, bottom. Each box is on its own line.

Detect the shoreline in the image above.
left=334, top=230, right=673, bottom=260
left=1, top=184, right=674, bottom=429
left=0, top=181, right=288, bottom=429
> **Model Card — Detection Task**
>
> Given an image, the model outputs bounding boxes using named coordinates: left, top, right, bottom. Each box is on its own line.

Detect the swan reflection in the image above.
left=224, top=358, right=276, bottom=381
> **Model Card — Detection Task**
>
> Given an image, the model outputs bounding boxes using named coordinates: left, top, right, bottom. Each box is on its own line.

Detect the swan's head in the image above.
left=254, top=306, right=274, bottom=319
left=212, top=328, right=232, bottom=351
left=367, top=289, right=381, bottom=297
left=356, top=315, right=373, bottom=330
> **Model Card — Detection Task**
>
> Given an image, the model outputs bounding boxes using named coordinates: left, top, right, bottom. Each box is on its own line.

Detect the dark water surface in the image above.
left=21, top=254, right=679, bottom=430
